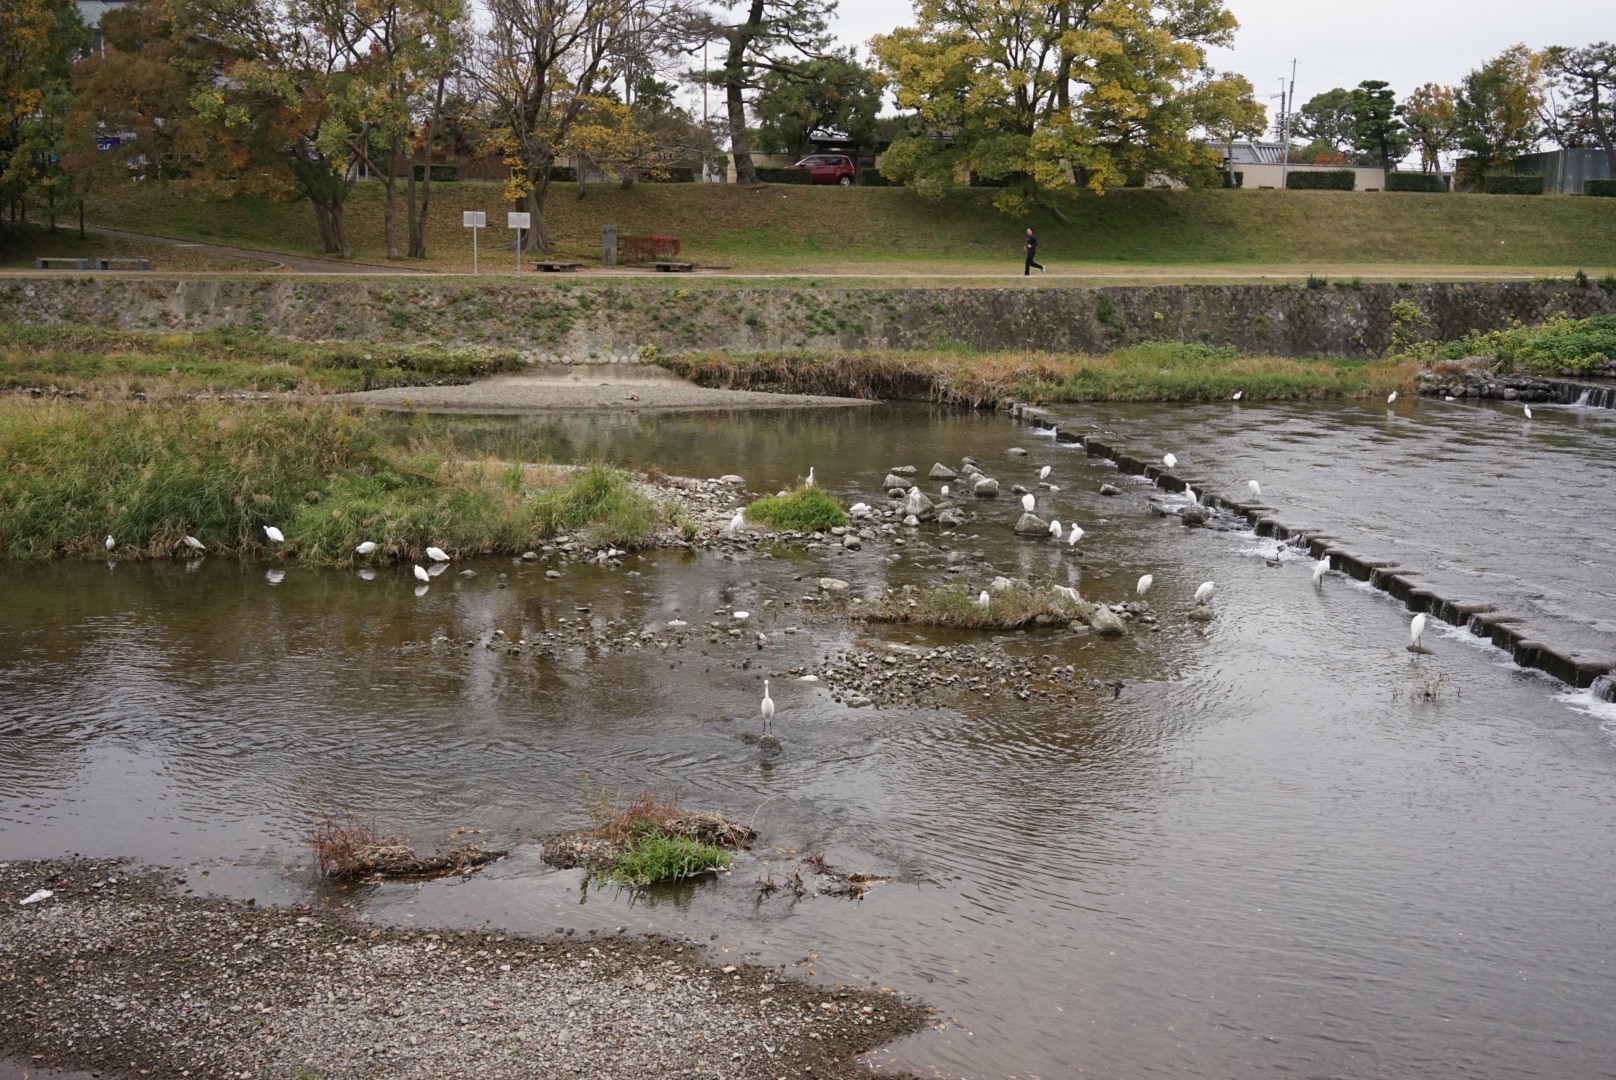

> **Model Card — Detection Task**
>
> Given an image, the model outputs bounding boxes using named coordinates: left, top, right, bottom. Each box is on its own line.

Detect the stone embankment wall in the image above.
left=1009, top=402, right=1614, bottom=694
left=3, top=276, right=1614, bottom=359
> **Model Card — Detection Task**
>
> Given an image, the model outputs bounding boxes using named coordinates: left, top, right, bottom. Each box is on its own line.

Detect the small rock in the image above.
left=928, top=463, right=958, bottom=480
left=973, top=476, right=1000, bottom=497
left=1088, top=606, right=1128, bottom=636
left=1099, top=484, right=1121, bottom=496
left=903, top=514, right=920, bottom=526
left=991, top=576, right=1016, bottom=591
left=545, top=570, right=561, bottom=579
left=1011, top=484, right=1031, bottom=496
left=901, top=489, right=936, bottom=521
left=881, top=473, right=911, bottom=490
left=719, top=474, right=745, bottom=486
left=819, top=578, right=850, bottom=592
left=843, top=535, right=862, bottom=550
left=889, top=465, right=917, bottom=476
left=1013, top=512, right=1049, bottom=535
left=1007, top=447, right=1029, bottom=456
left=1188, top=604, right=1215, bottom=623
left=937, top=509, right=965, bottom=526
left=521, top=551, right=539, bottom=561
left=459, top=569, right=477, bottom=578
left=1181, top=507, right=1209, bottom=527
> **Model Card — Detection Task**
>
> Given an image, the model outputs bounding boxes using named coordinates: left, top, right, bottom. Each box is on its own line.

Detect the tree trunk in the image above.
left=1590, top=84, right=1616, bottom=178
left=726, top=77, right=758, bottom=184
left=382, top=136, right=401, bottom=259
left=523, top=165, right=552, bottom=253
left=310, top=198, right=351, bottom=258
left=406, top=164, right=420, bottom=257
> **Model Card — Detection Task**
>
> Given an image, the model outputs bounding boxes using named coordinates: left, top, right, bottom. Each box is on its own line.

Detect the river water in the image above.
left=3, top=398, right=1615, bottom=1079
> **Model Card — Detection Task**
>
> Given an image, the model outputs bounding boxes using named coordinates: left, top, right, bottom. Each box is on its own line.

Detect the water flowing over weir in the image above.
left=4, top=400, right=1616, bottom=1079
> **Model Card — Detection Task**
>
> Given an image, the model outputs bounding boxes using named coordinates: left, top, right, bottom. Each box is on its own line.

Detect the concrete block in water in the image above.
left=1115, top=454, right=1145, bottom=475
left=1404, top=587, right=1438, bottom=612
left=1438, top=600, right=1495, bottom=626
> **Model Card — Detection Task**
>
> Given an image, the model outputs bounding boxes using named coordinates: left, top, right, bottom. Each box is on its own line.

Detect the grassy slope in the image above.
left=68, top=182, right=1616, bottom=273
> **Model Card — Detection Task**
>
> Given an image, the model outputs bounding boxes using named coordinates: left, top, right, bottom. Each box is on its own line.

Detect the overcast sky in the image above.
left=832, top=0, right=1612, bottom=125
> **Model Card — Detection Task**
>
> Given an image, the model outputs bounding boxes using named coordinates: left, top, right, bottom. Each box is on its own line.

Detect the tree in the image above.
left=1349, top=80, right=1408, bottom=167
left=870, top=0, right=1262, bottom=214
left=1, top=0, right=90, bottom=226
left=1401, top=83, right=1456, bottom=172
left=1453, top=44, right=1545, bottom=185
left=1293, top=87, right=1355, bottom=153
left=699, top=0, right=839, bottom=185
left=751, top=55, right=879, bottom=157
left=1543, top=43, right=1616, bottom=175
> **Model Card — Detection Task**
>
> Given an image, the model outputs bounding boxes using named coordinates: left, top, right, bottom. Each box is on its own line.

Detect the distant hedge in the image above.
left=858, top=170, right=897, bottom=187
left=1483, top=174, right=1545, bottom=195
left=755, top=167, right=811, bottom=184
left=1586, top=178, right=1616, bottom=197
left=1386, top=171, right=1445, bottom=193
left=548, top=166, right=576, bottom=183
left=646, top=168, right=695, bottom=183
left=1286, top=170, right=1355, bottom=191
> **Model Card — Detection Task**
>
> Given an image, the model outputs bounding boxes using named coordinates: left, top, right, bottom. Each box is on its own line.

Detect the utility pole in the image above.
left=1280, top=59, right=1297, bottom=189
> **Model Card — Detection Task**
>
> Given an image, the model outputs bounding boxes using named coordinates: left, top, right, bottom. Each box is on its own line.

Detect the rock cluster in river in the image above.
left=0, top=860, right=928, bottom=1080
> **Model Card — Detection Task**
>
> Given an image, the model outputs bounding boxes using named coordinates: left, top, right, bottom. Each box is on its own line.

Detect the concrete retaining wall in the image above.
left=3, top=276, right=1614, bottom=359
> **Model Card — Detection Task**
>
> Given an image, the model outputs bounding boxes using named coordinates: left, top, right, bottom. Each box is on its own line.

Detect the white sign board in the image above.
left=462, top=211, right=486, bottom=228
left=507, top=212, right=531, bottom=229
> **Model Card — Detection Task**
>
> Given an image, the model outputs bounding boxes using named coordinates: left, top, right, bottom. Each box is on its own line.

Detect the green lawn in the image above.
left=63, top=182, right=1616, bottom=275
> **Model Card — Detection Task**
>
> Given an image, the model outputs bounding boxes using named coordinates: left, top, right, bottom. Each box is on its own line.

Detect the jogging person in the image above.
left=1024, top=227, right=1045, bottom=275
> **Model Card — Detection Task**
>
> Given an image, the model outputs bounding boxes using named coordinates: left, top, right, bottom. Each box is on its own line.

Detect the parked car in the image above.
left=789, top=154, right=856, bottom=186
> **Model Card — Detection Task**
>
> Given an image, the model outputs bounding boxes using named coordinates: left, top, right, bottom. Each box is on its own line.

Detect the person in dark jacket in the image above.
left=1024, top=227, right=1045, bottom=275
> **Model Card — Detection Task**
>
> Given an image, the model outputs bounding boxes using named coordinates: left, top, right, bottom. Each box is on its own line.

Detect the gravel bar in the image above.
left=1, top=861, right=929, bottom=1079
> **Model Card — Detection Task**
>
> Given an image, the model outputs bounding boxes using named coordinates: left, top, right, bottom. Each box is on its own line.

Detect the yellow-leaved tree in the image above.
left=870, top=0, right=1264, bottom=215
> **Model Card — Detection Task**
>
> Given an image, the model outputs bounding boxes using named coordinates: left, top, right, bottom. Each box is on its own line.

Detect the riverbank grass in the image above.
left=744, top=485, right=849, bottom=530
left=864, top=582, right=1087, bottom=630
left=0, top=397, right=660, bottom=561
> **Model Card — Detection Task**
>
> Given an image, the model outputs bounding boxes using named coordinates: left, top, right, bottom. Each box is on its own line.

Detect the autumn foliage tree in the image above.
left=1401, top=83, right=1456, bottom=172
left=1453, top=45, right=1545, bottom=186
left=1, top=0, right=89, bottom=226
left=869, top=0, right=1263, bottom=214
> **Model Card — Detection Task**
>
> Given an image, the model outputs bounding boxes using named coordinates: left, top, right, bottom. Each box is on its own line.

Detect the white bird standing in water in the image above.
left=727, top=509, right=745, bottom=531
left=977, top=590, right=991, bottom=608
left=1049, top=519, right=1062, bottom=538
left=761, top=679, right=775, bottom=735
left=104, top=534, right=115, bottom=551
left=1232, top=391, right=1243, bottom=401
left=1162, top=453, right=1177, bottom=469
left=805, top=467, right=815, bottom=486
left=1195, top=581, right=1215, bottom=603
left=183, top=535, right=205, bottom=552
left=1038, top=465, right=1051, bottom=481
left=1247, top=480, right=1261, bottom=498
left=412, top=564, right=430, bottom=583
left=1137, top=574, right=1154, bottom=596
left=263, top=525, right=284, bottom=544
left=1410, top=613, right=1427, bottom=650
left=355, top=541, right=378, bottom=556
left=1387, top=390, right=1399, bottom=403
left=1021, top=493, right=1036, bottom=512
left=1067, top=525, right=1084, bottom=546
left=1312, top=557, right=1330, bottom=584
left=1524, top=405, right=1533, bottom=419
left=940, top=484, right=949, bottom=498
left=1185, top=486, right=1197, bottom=504
left=426, top=546, right=450, bottom=562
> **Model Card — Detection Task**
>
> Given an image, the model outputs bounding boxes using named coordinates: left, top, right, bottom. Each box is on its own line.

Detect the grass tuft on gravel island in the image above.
left=863, top=582, right=1087, bottom=630
left=744, top=485, right=849, bottom=531
left=664, top=343, right=1416, bottom=404
left=0, top=397, right=660, bottom=560
left=607, top=831, right=733, bottom=887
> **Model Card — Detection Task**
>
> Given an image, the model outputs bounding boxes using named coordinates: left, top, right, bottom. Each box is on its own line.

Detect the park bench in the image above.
left=94, top=258, right=151, bottom=270
left=533, top=261, right=582, bottom=272
left=652, top=261, right=695, bottom=273
left=34, top=258, right=91, bottom=270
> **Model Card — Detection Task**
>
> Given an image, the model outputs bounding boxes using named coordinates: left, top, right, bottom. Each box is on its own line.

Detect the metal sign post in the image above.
left=462, top=210, right=486, bottom=274
left=508, top=211, right=531, bottom=274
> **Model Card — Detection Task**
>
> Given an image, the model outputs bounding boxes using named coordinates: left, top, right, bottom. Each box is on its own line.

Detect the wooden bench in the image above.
left=94, top=257, right=151, bottom=270
left=533, top=261, right=582, bottom=273
left=652, top=261, right=695, bottom=273
left=34, top=258, right=90, bottom=270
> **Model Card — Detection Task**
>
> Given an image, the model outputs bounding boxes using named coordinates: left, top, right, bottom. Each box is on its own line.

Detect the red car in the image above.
left=789, top=154, right=856, bottom=185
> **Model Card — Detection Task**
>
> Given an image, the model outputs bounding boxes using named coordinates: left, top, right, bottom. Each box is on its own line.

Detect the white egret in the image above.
left=1185, top=486, right=1197, bottom=504
left=1067, top=525, right=1084, bottom=546
left=977, top=590, right=990, bottom=608
left=1038, top=465, right=1051, bottom=481
left=104, top=534, right=115, bottom=551
left=1232, top=391, right=1243, bottom=401
left=1312, top=557, right=1330, bottom=584
left=1524, top=404, right=1533, bottom=419
left=1195, top=581, right=1215, bottom=603
left=1247, top=480, right=1261, bottom=498
left=183, top=535, right=205, bottom=552
left=1053, top=585, right=1080, bottom=603
left=761, top=679, right=775, bottom=735
left=806, top=467, right=816, bottom=487
left=426, top=546, right=450, bottom=562
left=412, top=564, right=430, bottom=583
left=940, top=485, right=950, bottom=498
left=1137, top=574, right=1154, bottom=596
left=1021, top=493, right=1036, bottom=512
left=1410, top=613, right=1427, bottom=649
left=1049, top=520, right=1062, bottom=538
left=264, top=525, right=285, bottom=544
left=1387, top=390, right=1399, bottom=403
left=1163, top=453, right=1177, bottom=469
left=355, top=541, right=378, bottom=556
left=727, top=509, right=745, bottom=531
left=734, top=611, right=750, bottom=620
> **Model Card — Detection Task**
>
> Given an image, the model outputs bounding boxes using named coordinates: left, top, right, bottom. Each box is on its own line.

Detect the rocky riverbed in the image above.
left=0, top=861, right=929, bottom=1080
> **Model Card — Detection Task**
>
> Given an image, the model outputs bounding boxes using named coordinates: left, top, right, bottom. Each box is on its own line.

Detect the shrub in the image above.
left=857, top=169, right=897, bottom=186
left=1386, top=172, right=1445, bottom=193
left=743, top=485, right=847, bottom=531
left=1585, top=178, right=1616, bottom=197
left=1389, top=299, right=1436, bottom=357
left=548, top=166, right=576, bottom=183
left=1286, top=170, right=1355, bottom=191
left=1435, top=313, right=1616, bottom=374
left=754, top=167, right=811, bottom=184
left=606, top=830, right=732, bottom=886
left=645, top=167, right=695, bottom=183
left=1221, top=170, right=1244, bottom=188
left=529, top=463, right=659, bottom=545
left=1482, top=174, right=1544, bottom=195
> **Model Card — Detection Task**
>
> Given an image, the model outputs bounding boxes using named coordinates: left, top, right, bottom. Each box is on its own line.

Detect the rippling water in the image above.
left=3, top=399, right=1615, bottom=1079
